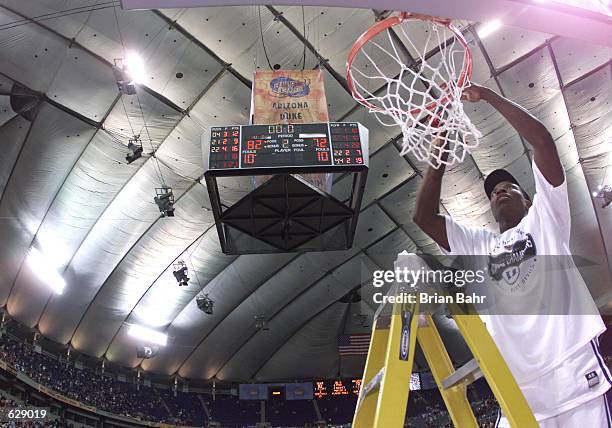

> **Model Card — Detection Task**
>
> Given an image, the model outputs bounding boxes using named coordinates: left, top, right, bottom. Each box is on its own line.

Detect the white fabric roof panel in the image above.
left=0, top=3, right=609, bottom=381
left=255, top=302, right=346, bottom=381
left=0, top=102, right=96, bottom=305
left=216, top=254, right=378, bottom=381
left=550, top=37, right=611, bottom=85
left=0, top=116, right=31, bottom=196
left=37, top=160, right=194, bottom=344
left=70, top=184, right=214, bottom=356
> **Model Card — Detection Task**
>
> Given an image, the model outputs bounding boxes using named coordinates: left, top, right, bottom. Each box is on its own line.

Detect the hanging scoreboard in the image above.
left=207, top=122, right=368, bottom=171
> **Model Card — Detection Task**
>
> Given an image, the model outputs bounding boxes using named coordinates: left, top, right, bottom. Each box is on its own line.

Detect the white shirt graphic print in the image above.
left=443, top=161, right=604, bottom=385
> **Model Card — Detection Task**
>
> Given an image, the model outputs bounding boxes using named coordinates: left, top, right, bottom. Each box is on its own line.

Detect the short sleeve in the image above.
left=442, top=215, right=487, bottom=255
left=531, top=161, right=571, bottom=242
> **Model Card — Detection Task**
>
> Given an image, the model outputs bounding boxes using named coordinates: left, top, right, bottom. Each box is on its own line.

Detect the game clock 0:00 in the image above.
left=208, top=122, right=366, bottom=170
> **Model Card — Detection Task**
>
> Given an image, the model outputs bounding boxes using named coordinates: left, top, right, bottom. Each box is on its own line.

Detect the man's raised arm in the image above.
left=466, top=84, right=564, bottom=187
left=412, top=140, right=450, bottom=252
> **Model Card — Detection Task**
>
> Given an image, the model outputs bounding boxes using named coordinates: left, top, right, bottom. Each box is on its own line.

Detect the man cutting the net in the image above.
left=412, top=83, right=610, bottom=427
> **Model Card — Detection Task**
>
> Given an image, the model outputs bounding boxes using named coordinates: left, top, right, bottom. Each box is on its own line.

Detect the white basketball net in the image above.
left=348, top=17, right=482, bottom=168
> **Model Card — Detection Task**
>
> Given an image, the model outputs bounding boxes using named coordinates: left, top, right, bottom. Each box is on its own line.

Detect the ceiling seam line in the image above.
left=101, top=223, right=219, bottom=361
left=35, top=61, right=230, bottom=326
left=375, top=201, right=433, bottom=255
left=265, top=5, right=350, bottom=93
left=151, top=10, right=252, bottom=89
left=251, top=292, right=352, bottom=381
left=0, top=4, right=184, bottom=114
left=62, top=180, right=201, bottom=346
left=0, top=71, right=103, bottom=128
left=562, top=60, right=611, bottom=90
left=4, top=92, right=122, bottom=311
left=215, top=227, right=399, bottom=380
left=548, top=44, right=612, bottom=273
left=0, top=98, right=42, bottom=224
left=467, top=27, right=533, bottom=163
left=171, top=253, right=304, bottom=377
left=492, top=35, right=560, bottom=78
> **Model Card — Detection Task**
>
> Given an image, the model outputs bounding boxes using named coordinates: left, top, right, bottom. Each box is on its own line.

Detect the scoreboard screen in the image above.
left=313, top=376, right=419, bottom=399
left=207, top=122, right=367, bottom=170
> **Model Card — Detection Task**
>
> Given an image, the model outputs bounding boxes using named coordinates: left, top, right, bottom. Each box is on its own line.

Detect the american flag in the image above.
left=338, top=333, right=370, bottom=356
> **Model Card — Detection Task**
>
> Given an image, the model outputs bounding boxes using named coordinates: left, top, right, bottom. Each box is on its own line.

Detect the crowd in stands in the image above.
left=0, top=334, right=179, bottom=424
left=0, top=332, right=503, bottom=428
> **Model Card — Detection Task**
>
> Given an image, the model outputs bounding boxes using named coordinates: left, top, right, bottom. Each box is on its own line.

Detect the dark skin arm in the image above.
left=469, top=85, right=564, bottom=187
left=413, top=83, right=564, bottom=251
left=412, top=136, right=450, bottom=251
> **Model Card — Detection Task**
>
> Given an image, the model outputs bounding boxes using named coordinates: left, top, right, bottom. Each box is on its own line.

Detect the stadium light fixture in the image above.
left=124, top=52, right=146, bottom=84
left=128, top=324, right=168, bottom=346
left=477, top=19, right=502, bottom=38
left=172, top=261, right=190, bottom=286
left=196, top=294, right=214, bottom=315
left=126, top=136, right=144, bottom=164
left=154, top=187, right=175, bottom=217
left=27, top=247, right=66, bottom=295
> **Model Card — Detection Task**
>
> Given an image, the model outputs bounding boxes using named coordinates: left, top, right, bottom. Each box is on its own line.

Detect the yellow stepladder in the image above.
left=352, top=280, right=538, bottom=427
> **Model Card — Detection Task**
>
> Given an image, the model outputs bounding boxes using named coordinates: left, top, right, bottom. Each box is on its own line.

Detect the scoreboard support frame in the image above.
left=203, top=122, right=369, bottom=255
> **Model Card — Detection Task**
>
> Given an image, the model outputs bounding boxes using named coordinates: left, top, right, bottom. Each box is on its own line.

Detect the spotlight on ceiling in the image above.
left=113, top=58, right=138, bottom=95
left=477, top=19, right=502, bottom=38
left=154, top=187, right=175, bottom=217
left=255, top=315, right=269, bottom=331
left=172, top=261, right=190, bottom=286
left=27, top=247, right=66, bottom=295
left=126, top=136, right=143, bottom=164
left=593, top=184, right=611, bottom=208
left=124, top=52, right=146, bottom=84
left=127, top=324, right=168, bottom=346
left=196, top=294, right=214, bottom=315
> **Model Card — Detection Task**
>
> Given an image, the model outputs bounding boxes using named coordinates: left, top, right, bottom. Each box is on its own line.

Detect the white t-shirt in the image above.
left=443, top=161, right=607, bottom=418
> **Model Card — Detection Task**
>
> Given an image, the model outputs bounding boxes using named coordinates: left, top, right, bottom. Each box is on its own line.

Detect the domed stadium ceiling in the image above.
left=0, top=0, right=610, bottom=382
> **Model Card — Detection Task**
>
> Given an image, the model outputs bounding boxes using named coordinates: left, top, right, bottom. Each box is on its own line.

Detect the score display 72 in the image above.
left=207, top=122, right=367, bottom=170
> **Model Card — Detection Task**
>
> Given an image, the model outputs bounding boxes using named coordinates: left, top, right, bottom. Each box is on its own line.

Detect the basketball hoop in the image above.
left=347, top=12, right=482, bottom=168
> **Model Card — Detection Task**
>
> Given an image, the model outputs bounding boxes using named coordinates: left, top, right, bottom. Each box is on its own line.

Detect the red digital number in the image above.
left=352, top=142, right=360, bottom=148
left=247, top=140, right=255, bottom=150
left=232, top=145, right=238, bottom=152
left=356, top=157, right=363, bottom=164
left=352, top=128, right=359, bottom=133
left=233, top=138, right=239, bottom=144
left=223, top=131, right=228, bottom=137
left=345, top=149, right=350, bottom=155
left=244, top=154, right=255, bottom=164
left=232, top=153, right=238, bottom=160
left=346, top=157, right=351, bottom=164
left=317, top=151, right=329, bottom=162
left=232, top=130, right=239, bottom=137
left=315, top=138, right=328, bottom=148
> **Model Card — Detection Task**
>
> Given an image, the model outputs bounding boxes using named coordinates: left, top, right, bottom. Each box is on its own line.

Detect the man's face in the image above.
left=490, top=181, right=530, bottom=222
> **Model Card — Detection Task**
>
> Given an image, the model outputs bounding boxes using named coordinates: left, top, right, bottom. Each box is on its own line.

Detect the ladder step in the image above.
left=355, top=367, right=385, bottom=413
left=441, top=358, right=483, bottom=390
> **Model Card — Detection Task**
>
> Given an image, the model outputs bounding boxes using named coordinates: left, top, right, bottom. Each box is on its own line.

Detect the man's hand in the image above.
left=464, top=82, right=564, bottom=187
left=461, top=83, right=486, bottom=103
